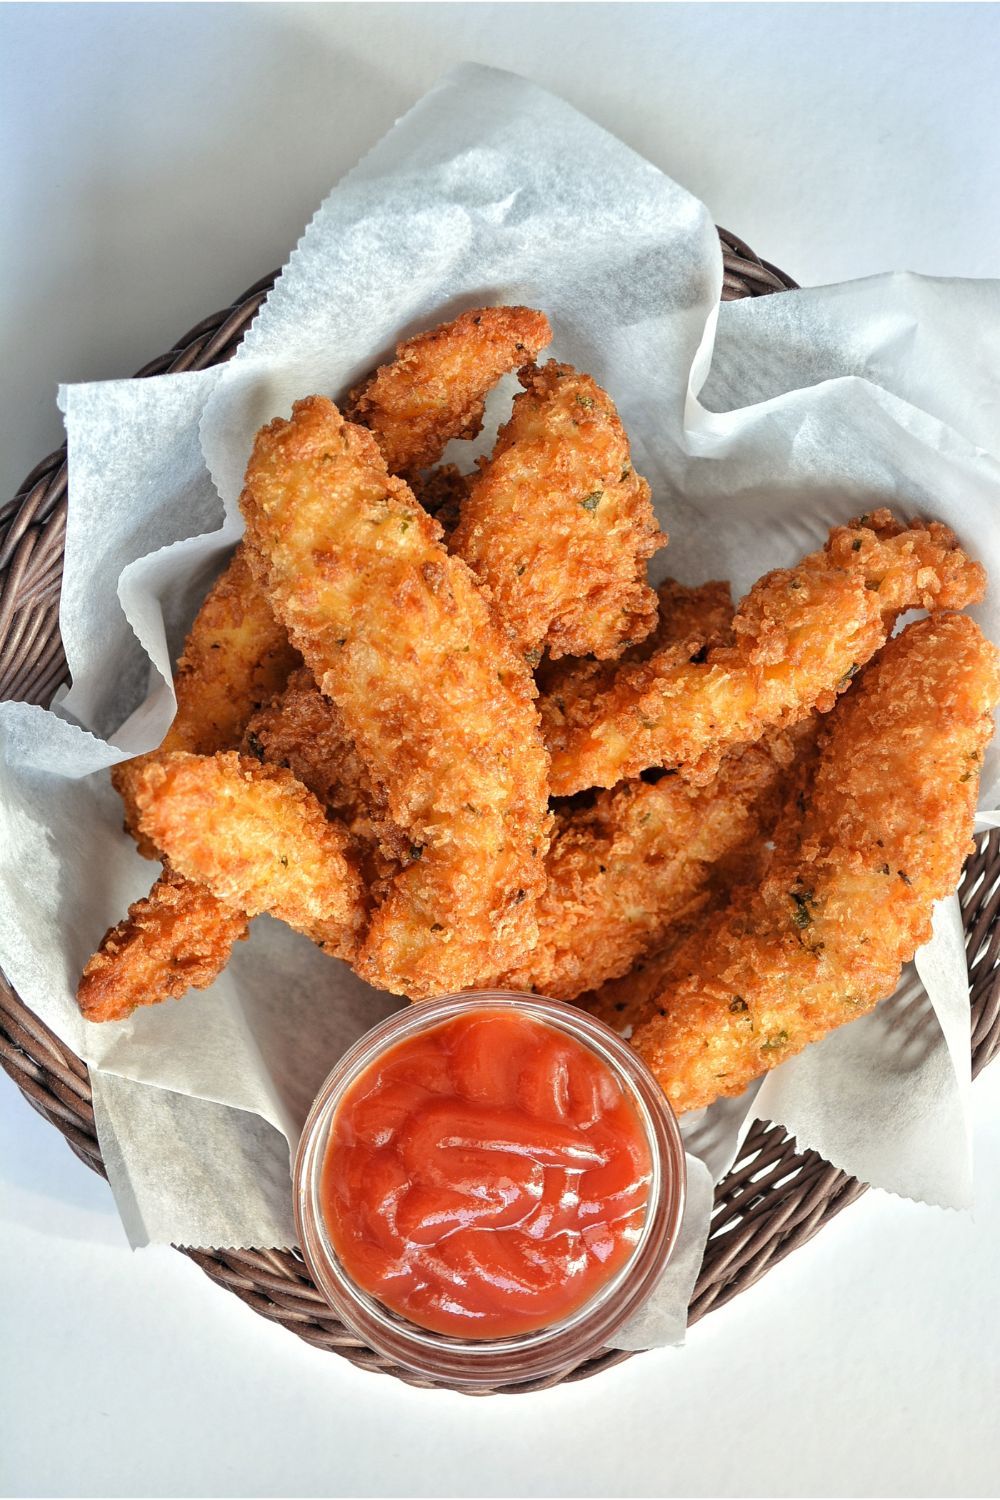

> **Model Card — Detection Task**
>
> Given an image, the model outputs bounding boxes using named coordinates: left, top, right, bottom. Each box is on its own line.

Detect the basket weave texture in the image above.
left=3, top=230, right=999, bottom=1395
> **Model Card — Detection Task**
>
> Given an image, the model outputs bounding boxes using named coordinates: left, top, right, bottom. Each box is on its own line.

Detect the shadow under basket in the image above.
left=2, top=230, right=1000, bottom=1396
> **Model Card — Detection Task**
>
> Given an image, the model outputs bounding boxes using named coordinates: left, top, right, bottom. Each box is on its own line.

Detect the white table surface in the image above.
left=3, top=5, right=1000, bottom=1497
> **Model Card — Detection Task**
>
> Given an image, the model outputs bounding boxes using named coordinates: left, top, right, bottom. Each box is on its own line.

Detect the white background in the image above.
left=3, top=4, right=1000, bottom=1497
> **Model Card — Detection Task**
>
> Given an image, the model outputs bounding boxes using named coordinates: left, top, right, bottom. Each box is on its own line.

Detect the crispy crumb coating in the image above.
left=134, top=751, right=366, bottom=953
left=546, top=511, right=986, bottom=794
left=579, top=720, right=821, bottom=1035
left=650, top=577, right=736, bottom=655
left=450, top=361, right=665, bottom=661
left=537, top=579, right=734, bottom=739
left=239, top=395, right=552, bottom=998
left=112, top=544, right=298, bottom=853
left=578, top=916, right=705, bottom=1036
left=77, top=868, right=249, bottom=1023
left=494, top=576, right=774, bottom=1001
left=241, top=669, right=407, bottom=893
left=499, top=717, right=818, bottom=1002
left=348, top=306, right=552, bottom=474
left=629, top=613, right=1000, bottom=1114
left=80, top=665, right=391, bottom=1022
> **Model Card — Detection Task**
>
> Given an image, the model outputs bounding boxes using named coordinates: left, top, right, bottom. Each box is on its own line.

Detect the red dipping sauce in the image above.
left=319, top=1008, right=654, bottom=1339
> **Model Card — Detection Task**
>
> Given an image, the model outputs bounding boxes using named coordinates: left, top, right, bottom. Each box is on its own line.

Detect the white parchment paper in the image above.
left=3, top=66, right=1000, bottom=1344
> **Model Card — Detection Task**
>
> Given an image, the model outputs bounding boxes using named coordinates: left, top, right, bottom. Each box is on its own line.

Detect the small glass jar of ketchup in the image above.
left=294, top=992, right=686, bottom=1389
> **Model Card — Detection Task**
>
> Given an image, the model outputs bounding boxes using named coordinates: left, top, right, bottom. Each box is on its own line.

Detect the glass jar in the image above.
left=293, top=990, right=686, bottom=1390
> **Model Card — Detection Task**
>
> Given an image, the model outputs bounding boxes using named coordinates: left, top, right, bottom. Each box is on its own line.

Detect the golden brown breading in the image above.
left=546, top=512, right=986, bottom=794
left=653, top=576, right=736, bottom=653
left=450, top=361, right=665, bottom=662
left=579, top=717, right=822, bottom=1035
left=498, top=718, right=817, bottom=1002
left=494, top=576, right=783, bottom=1002
left=578, top=916, right=705, bottom=1036
left=629, top=612, right=1000, bottom=1114
left=240, top=669, right=407, bottom=894
left=77, top=868, right=249, bottom=1023
left=133, top=751, right=366, bottom=954
left=150, top=545, right=298, bottom=755
left=348, top=306, right=552, bottom=474
left=112, top=544, right=298, bottom=853
left=537, top=578, right=734, bottom=739
left=80, top=666, right=394, bottom=1022
left=239, top=395, right=552, bottom=998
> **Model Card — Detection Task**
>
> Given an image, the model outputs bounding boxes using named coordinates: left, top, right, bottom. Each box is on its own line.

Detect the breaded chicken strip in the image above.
left=82, top=545, right=300, bottom=1022
left=348, top=306, right=552, bottom=474
left=579, top=721, right=821, bottom=1035
left=498, top=717, right=818, bottom=1002
left=79, top=666, right=397, bottom=1022
left=112, top=544, right=298, bottom=852
left=537, top=578, right=734, bottom=739
left=491, top=578, right=794, bottom=1001
left=629, top=613, right=1000, bottom=1114
left=77, top=868, right=249, bottom=1023
left=241, top=668, right=407, bottom=896
left=547, top=512, right=986, bottom=794
left=450, top=361, right=665, bottom=662
left=134, top=751, right=366, bottom=953
left=240, top=396, right=552, bottom=998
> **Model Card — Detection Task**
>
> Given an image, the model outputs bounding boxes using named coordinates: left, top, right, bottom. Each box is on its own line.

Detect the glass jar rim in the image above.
left=293, top=990, right=686, bottom=1390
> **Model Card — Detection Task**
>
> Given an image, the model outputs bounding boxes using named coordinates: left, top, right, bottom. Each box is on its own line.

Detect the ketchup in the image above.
left=320, top=1008, right=653, bottom=1339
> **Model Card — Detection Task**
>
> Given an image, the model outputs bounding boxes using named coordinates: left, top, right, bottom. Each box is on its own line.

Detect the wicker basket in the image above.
left=2, top=230, right=999, bottom=1396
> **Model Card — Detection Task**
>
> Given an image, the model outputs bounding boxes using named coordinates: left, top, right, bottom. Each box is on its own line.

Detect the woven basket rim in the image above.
left=2, top=231, right=999, bottom=1397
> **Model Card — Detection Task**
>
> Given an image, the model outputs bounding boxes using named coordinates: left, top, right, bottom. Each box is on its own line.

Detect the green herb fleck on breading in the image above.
left=790, top=889, right=815, bottom=930
left=761, top=1030, right=789, bottom=1052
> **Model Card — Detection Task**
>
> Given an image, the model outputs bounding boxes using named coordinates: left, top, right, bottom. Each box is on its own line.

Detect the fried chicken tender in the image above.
left=83, top=545, right=300, bottom=1022
left=348, top=306, right=552, bottom=474
left=112, top=544, right=298, bottom=852
left=79, top=665, right=395, bottom=1022
left=498, top=718, right=818, bottom=1002
left=547, top=511, right=986, bottom=795
left=239, top=395, right=552, bottom=998
left=628, top=612, right=1000, bottom=1114
left=241, top=668, right=407, bottom=893
left=77, top=868, right=249, bottom=1023
left=492, top=577, right=792, bottom=1001
left=537, top=578, right=734, bottom=738
left=580, top=720, right=822, bottom=1035
left=450, top=361, right=665, bottom=662
left=133, top=751, right=366, bottom=952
